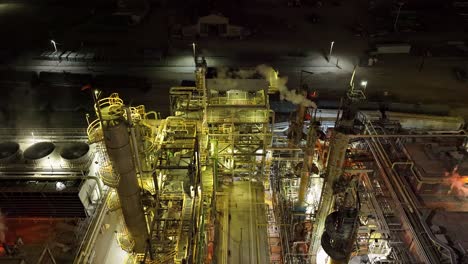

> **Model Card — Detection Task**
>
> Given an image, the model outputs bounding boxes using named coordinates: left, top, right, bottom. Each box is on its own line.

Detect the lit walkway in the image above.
left=216, top=181, right=269, bottom=264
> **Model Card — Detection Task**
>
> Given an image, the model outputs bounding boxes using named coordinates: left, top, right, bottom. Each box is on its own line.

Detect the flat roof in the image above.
left=207, top=79, right=268, bottom=92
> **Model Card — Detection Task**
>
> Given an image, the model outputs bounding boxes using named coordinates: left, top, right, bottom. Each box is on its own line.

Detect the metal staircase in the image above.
left=175, top=195, right=194, bottom=263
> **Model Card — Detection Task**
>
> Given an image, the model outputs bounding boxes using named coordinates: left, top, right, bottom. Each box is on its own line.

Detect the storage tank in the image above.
left=60, top=142, right=90, bottom=167
left=24, top=142, right=56, bottom=165
left=0, top=142, right=21, bottom=165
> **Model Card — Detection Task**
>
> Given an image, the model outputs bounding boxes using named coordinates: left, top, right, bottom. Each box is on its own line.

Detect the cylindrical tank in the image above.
left=23, top=142, right=55, bottom=165
left=103, top=120, right=148, bottom=253
left=60, top=142, right=90, bottom=167
left=0, top=142, right=21, bottom=165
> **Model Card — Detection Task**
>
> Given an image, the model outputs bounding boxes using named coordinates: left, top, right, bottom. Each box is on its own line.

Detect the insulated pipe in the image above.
left=103, top=120, right=149, bottom=253
left=297, top=123, right=317, bottom=207
left=348, top=133, right=467, bottom=138
left=297, top=154, right=313, bottom=207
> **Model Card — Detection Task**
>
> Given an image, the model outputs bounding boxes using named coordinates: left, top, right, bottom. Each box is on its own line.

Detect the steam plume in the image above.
left=214, top=64, right=317, bottom=108
left=256, top=64, right=317, bottom=108
left=216, top=66, right=257, bottom=79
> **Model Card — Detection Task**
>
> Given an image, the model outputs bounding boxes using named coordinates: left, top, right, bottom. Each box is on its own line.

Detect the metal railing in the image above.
left=73, top=190, right=111, bottom=264
left=95, top=142, right=120, bottom=187
left=117, top=218, right=136, bottom=253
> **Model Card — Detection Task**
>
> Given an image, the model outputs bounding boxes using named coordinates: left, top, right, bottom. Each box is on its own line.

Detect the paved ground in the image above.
left=5, top=51, right=468, bottom=120
left=2, top=218, right=78, bottom=263
left=216, top=181, right=269, bottom=264
left=94, top=211, right=127, bottom=264
left=2, top=0, right=468, bottom=125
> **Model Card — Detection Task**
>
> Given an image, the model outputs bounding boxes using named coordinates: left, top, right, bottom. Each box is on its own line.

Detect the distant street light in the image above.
left=51, top=40, right=57, bottom=53
left=192, top=42, right=196, bottom=64
left=328, top=41, right=335, bottom=62
left=361, top=80, right=368, bottom=90
left=85, top=113, right=91, bottom=125
left=93, top=89, right=101, bottom=101
left=394, top=2, right=405, bottom=32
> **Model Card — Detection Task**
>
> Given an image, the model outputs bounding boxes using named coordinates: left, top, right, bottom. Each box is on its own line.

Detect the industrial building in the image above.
left=0, top=59, right=467, bottom=264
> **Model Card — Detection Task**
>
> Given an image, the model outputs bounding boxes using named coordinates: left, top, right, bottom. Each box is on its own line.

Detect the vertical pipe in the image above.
left=127, top=108, right=145, bottom=189
left=294, top=101, right=307, bottom=145
left=297, top=122, right=317, bottom=207
left=212, top=140, right=218, bottom=199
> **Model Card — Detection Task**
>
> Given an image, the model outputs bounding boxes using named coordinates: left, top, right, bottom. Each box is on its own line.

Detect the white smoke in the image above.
left=256, top=64, right=317, bottom=108
left=210, top=79, right=242, bottom=90
left=216, top=66, right=257, bottom=79
left=216, top=66, right=229, bottom=79
left=0, top=210, right=6, bottom=243
left=214, top=64, right=317, bottom=108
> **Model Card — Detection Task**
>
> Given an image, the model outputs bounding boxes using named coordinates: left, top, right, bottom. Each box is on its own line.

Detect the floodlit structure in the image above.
left=0, top=60, right=468, bottom=264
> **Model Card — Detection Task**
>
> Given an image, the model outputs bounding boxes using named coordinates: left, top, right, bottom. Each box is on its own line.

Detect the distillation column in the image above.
left=98, top=102, right=149, bottom=253
left=309, top=131, right=350, bottom=264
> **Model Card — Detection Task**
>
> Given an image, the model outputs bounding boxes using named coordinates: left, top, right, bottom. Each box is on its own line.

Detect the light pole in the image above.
left=192, top=42, right=196, bottom=64
left=51, top=40, right=57, bottom=53
left=394, top=2, right=404, bottom=32
left=328, top=41, right=334, bottom=62
left=93, top=89, right=101, bottom=101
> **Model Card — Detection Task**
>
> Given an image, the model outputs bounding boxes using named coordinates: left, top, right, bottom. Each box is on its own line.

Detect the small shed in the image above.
left=183, top=14, right=244, bottom=38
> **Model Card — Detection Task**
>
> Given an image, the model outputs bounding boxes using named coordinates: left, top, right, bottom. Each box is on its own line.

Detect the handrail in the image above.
left=86, top=119, right=103, bottom=143
left=96, top=93, right=123, bottom=109
left=116, top=217, right=136, bottom=252
left=74, top=189, right=110, bottom=264
left=145, top=111, right=159, bottom=120
left=94, top=93, right=125, bottom=120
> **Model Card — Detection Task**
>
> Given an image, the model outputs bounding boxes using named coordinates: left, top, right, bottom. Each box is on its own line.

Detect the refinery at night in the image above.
left=1, top=0, right=468, bottom=263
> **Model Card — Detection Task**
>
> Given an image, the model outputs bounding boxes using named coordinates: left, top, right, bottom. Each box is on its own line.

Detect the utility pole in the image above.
left=51, top=40, right=57, bottom=53
left=192, top=42, right=197, bottom=64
